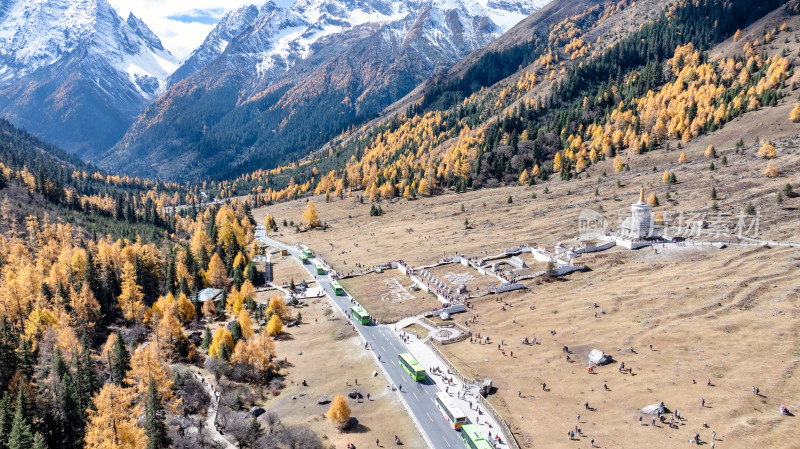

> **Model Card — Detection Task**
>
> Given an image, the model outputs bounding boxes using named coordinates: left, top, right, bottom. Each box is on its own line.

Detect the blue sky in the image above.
left=109, top=0, right=296, bottom=59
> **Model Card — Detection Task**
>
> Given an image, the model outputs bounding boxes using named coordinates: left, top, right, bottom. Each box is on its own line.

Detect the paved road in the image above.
left=259, top=235, right=465, bottom=449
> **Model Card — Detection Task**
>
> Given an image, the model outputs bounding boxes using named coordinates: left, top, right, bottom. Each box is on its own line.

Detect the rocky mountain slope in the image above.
left=0, top=0, right=178, bottom=159
left=101, top=0, right=549, bottom=181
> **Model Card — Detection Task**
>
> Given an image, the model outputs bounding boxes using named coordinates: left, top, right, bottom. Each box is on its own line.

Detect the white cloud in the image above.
left=108, top=0, right=296, bottom=60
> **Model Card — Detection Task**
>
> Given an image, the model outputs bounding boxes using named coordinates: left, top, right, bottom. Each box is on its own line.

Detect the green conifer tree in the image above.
left=8, top=389, right=33, bottom=449
left=230, top=321, right=242, bottom=343
left=144, top=378, right=171, bottom=449
left=16, top=340, right=34, bottom=378
left=110, top=332, right=131, bottom=385
left=0, top=393, right=13, bottom=447
left=31, top=432, right=46, bottom=449
left=0, top=317, right=18, bottom=393
left=201, top=327, right=212, bottom=350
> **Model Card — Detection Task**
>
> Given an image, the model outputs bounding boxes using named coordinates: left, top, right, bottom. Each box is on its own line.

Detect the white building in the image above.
left=620, top=186, right=660, bottom=239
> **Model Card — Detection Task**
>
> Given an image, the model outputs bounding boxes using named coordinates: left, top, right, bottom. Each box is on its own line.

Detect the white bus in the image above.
left=434, top=392, right=467, bottom=429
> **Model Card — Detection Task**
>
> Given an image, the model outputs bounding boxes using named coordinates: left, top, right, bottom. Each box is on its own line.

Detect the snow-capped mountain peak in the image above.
left=0, top=0, right=180, bottom=157
left=0, top=0, right=178, bottom=95
left=127, top=12, right=165, bottom=52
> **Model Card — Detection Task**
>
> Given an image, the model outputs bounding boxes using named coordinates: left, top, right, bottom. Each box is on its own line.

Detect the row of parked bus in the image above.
left=302, top=245, right=491, bottom=449
left=398, top=354, right=492, bottom=448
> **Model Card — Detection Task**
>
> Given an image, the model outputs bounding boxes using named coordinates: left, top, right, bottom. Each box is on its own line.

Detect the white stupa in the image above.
left=620, top=186, right=660, bottom=239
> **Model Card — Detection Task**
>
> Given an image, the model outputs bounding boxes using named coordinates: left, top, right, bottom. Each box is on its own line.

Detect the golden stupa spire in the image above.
left=639, top=185, right=645, bottom=203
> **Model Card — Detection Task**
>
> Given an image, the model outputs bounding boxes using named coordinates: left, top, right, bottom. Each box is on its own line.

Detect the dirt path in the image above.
left=192, top=371, right=235, bottom=449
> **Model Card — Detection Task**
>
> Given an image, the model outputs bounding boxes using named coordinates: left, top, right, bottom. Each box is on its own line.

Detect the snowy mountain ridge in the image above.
left=171, top=0, right=546, bottom=86
left=0, top=0, right=177, bottom=96
left=0, top=0, right=179, bottom=157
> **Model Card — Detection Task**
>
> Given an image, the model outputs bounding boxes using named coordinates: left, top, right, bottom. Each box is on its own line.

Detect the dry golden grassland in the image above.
left=338, top=270, right=441, bottom=322
left=266, top=295, right=426, bottom=449
left=269, top=252, right=314, bottom=288
left=439, top=244, right=800, bottom=448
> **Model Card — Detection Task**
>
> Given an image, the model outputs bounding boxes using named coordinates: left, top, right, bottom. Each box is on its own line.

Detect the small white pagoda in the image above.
left=620, top=186, right=660, bottom=239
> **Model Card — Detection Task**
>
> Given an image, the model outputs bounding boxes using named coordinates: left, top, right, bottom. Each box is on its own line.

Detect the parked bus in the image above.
left=459, top=424, right=493, bottom=449
left=331, top=280, right=344, bottom=295
left=315, top=263, right=325, bottom=275
left=302, top=248, right=313, bottom=258
left=398, top=353, right=426, bottom=381
left=350, top=306, right=370, bottom=324
left=434, top=392, right=467, bottom=429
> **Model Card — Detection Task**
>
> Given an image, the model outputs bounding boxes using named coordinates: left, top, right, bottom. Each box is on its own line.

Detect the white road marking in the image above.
left=413, top=392, right=419, bottom=401
left=441, top=434, right=452, bottom=447
left=427, top=412, right=434, bottom=422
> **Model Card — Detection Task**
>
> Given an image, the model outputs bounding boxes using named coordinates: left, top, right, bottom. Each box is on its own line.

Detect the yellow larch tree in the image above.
left=303, top=200, right=321, bottom=229
left=678, top=152, right=687, bottom=163
left=176, top=292, right=196, bottom=323
left=237, top=310, right=255, bottom=339
left=85, top=383, right=144, bottom=449
left=209, top=327, right=235, bottom=358
left=23, top=307, right=59, bottom=344
left=267, top=296, right=289, bottom=320
left=201, top=299, right=216, bottom=318
left=118, top=261, right=145, bottom=322
left=125, top=344, right=180, bottom=413
left=240, top=280, right=256, bottom=303
left=790, top=104, right=800, bottom=122
left=758, top=141, right=776, bottom=159
left=264, top=213, right=276, bottom=229
left=575, top=156, right=587, bottom=173
left=207, top=253, right=228, bottom=288
left=266, top=314, right=283, bottom=336
left=763, top=160, right=779, bottom=177
left=189, top=226, right=212, bottom=262
left=518, top=169, right=530, bottom=186
left=417, top=178, right=430, bottom=196
left=71, top=284, right=100, bottom=330
left=614, top=155, right=624, bottom=173
left=326, top=394, right=352, bottom=427
left=662, top=169, right=671, bottom=183
left=231, top=332, right=275, bottom=374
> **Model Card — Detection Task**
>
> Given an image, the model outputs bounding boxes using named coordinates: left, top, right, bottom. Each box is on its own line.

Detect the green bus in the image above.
left=398, top=353, right=426, bottom=381
left=315, top=263, right=325, bottom=275
left=299, top=254, right=309, bottom=264
left=302, top=248, right=313, bottom=258
left=350, top=306, right=370, bottom=324
left=331, top=280, right=344, bottom=295
left=460, top=424, right=493, bottom=449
